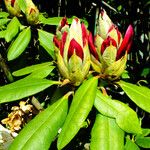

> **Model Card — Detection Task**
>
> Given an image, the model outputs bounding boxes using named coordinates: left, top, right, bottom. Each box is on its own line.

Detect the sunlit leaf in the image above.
left=124, top=138, right=140, bottom=150
left=7, top=27, right=31, bottom=61
left=0, top=78, right=60, bottom=103
left=135, top=137, right=150, bottom=148
left=91, top=114, right=124, bottom=150
left=5, top=17, right=20, bottom=42
left=25, top=66, right=55, bottom=79
left=13, top=62, right=53, bottom=76
left=0, top=18, right=10, bottom=26
left=0, top=30, right=6, bottom=38
left=17, top=0, right=27, bottom=13
left=57, top=77, right=98, bottom=149
left=118, top=80, right=150, bottom=113
left=38, top=29, right=55, bottom=59
left=9, top=93, right=70, bottom=150
left=0, top=12, right=9, bottom=18
left=94, top=90, right=142, bottom=134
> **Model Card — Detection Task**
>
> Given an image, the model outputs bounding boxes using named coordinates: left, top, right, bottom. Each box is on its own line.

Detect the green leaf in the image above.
left=9, top=93, right=70, bottom=150
left=141, top=68, right=150, bottom=77
left=38, top=29, right=55, bottom=59
left=39, top=15, right=63, bottom=25
left=136, top=128, right=150, bottom=139
left=0, top=12, right=9, bottom=18
left=13, top=62, right=53, bottom=76
left=124, top=138, right=140, bottom=150
left=0, top=18, right=10, bottom=26
left=25, top=66, right=55, bottom=79
left=141, top=128, right=150, bottom=137
left=94, top=90, right=142, bottom=134
left=90, top=114, right=124, bottom=150
left=118, top=80, right=150, bottom=113
left=5, top=17, right=20, bottom=42
left=7, top=27, right=31, bottom=61
left=0, top=30, right=6, bottom=38
left=0, top=78, right=60, bottom=103
left=57, top=77, right=98, bottom=150
left=17, top=0, right=27, bottom=13
left=135, top=137, right=150, bottom=148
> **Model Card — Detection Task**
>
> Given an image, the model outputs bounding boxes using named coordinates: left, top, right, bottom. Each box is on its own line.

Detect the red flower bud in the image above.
left=53, top=18, right=91, bottom=85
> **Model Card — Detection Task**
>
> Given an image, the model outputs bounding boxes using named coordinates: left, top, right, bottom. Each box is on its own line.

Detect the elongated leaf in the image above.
left=118, top=80, right=150, bottom=113
left=9, top=93, right=70, bottom=150
left=39, top=15, right=88, bottom=27
left=0, top=30, right=6, bottom=38
left=0, top=12, right=9, bottom=18
left=25, top=66, right=55, bottom=79
left=0, top=18, right=10, bottom=26
left=7, top=27, right=31, bottom=61
left=17, top=0, right=27, bottom=13
left=0, top=78, right=60, bottom=103
left=124, top=138, right=140, bottom=150
left=5, top=17, right=20, bottom=42
left=94, top=90, right=142, bottom=134
left=135, top=137, right=150, bottom=148
left=38, top=29, right=55, bottom=58
left=57, top=77, right=98, bottom=150
left=90, top=114, right=124, bottom=150
left=39, top=15, right=63, bottom=25
left=13, top=62, right=53, bottom=76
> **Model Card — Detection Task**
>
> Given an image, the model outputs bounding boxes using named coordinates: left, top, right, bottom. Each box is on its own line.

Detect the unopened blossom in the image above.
left=53, top=18, right=91, bottom=86
left=4, top=0, right=21, bottom=17
left=89, top=9, right=134, bottom=80
left=25, top=0, right=39, bottom=24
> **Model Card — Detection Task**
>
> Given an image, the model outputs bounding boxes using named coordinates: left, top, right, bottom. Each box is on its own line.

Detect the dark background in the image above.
left=0, top=0, right=150, bottom=149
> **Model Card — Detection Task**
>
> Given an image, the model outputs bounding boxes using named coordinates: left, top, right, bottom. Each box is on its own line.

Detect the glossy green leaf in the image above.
left=135, top=137, right=150, bottom=148
left=0, top=12, right=9, bottom=18
left=39, top=15, right=63, bottom=25
left=39, top=15, right=88, bottom=27
left=38, top=29, right=55, bottom=59
left=0, top=30, right=6, bottom=38
left=124, top=138, right=140, bottom=150
left=118, top=80, right=150, bottom=113
left=90, top=114, right=124, bottom=150
left=94, top=90, right=142, bottom=134
left=0, top=18, right=10, bottom=26
left=17, top=0, right=27, bottom=13
left=25, top=66, right=55, bottom=79
left=57, top=77, right=98, bottom=150
left=136, top=128, right=150, bottom=139
left=13, top=62, right=53, bottom=76
left=5, top=17, right=20, bottom=42
left=0, top=78, right=60, bottom=103
left=9, top=93, right=70, bottom=150
left=7, top=27, right=31, bottom=61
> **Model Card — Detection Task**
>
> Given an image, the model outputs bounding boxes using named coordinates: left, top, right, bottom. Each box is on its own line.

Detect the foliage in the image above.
left=0, top=0, right=149, bottom=150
